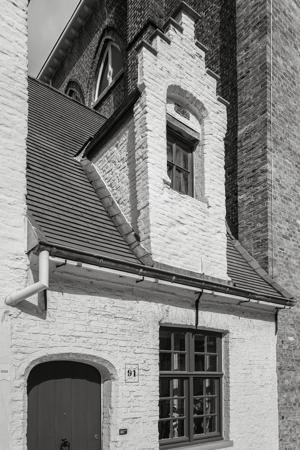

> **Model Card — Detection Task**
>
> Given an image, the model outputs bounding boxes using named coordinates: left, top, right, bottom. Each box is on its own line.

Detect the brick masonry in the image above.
left=0, top=0, right=28, bottom=447
left=271, top=1, right=300, bottom=448
left=8, top=264, right=280, bottom=450
left=235, top=1, right=300, bottom=447
left=93, top=11, right=229, bottom=280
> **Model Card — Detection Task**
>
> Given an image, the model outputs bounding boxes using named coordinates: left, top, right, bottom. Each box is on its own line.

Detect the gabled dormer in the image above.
left=85, top=5, right=230, bottom=281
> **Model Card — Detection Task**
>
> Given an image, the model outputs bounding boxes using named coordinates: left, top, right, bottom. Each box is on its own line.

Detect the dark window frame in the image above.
left=166, top=119, right=198, bottom=197
left=159, top=327, right=223, bottom=448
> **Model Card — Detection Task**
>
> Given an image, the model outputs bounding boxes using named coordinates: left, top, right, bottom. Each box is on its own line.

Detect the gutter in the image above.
left=5, top=250, right=49, bottom=307
left=37, top=243, right=295, bottom=308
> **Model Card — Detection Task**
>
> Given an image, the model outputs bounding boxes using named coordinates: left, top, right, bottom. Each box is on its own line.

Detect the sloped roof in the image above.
left=27, top=77, right=141, bottom=265
left=27, top=77, right=292, bottom=303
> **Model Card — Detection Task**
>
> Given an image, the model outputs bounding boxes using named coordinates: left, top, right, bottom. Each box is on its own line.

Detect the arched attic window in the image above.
left=65, top=80, right=84, bottom=104
left=95, top=40, right=123, bottom=100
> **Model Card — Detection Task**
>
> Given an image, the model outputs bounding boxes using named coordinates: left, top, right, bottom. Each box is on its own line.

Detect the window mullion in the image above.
left=172, top=143, right=176, bottom=188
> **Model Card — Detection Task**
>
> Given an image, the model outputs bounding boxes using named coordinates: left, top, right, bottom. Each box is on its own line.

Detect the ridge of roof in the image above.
left=226, top=224, right=294, bottom=301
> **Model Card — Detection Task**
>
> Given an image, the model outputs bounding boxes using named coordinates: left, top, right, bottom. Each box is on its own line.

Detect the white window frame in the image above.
left=95, top=40, right=122, bottom=100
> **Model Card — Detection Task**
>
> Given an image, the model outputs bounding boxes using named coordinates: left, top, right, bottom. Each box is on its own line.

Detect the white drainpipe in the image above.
left=5, top=250, right=49, bottom=307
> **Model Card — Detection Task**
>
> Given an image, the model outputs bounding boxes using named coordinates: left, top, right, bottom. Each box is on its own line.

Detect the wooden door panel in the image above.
left=27, top=361, right=101, bottom=450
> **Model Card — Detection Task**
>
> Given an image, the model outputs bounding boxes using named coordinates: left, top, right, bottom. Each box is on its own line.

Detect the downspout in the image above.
left=5, top=250, right=49, bottom=307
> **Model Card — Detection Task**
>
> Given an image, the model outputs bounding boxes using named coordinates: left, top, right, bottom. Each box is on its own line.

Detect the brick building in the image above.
left=0, top=1, right=299, bottom=450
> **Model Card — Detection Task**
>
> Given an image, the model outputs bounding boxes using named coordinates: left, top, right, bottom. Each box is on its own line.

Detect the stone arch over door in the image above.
left=12, top=351, right=118, bottom=450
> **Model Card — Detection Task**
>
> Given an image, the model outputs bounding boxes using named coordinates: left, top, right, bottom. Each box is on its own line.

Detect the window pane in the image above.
left=160, top=378, right=170, bottom=397
left=194, top=417, right=204, bottom=435
left=173, top=353, right=185, bottom=371
left=205, top=397, right=216, bottom=414
left=174, top=332, right=185, bottom=351
left=205, top=379, right=216, bottom=395
left=111, top=44, right=122, bottom=76
left=159, top=400, right=170, bottom=419
left=206, top=415, right=217, bottom=433
left=160, top=331, right=171, bottom=350
left=193, top=397, right=204, bottom=415
left=174, top=169, right=181, bottom=192
left=171, top=398, right=185, bottom=417
left=194, top=334, right=205, bottom=352
left=159, top=420, right=171, bottom=439
left=207, top=355, right=217, bottom=372
left=98, top=53, right=109, bottom=94
left=175, top=146, right=183, bottom=166
left=160, top=353, right=171, bottom=371
left=172, top=378, right=185, bottom=397
left=193, top=378, right=204, bottom=396
left=195, top=354, right=205, bottom=371
left=167, top=143, right=173, bottom=162
left=207, top=336, right=217, bottom=353
left=182, top=151, right=189, bottom=170
left=173, top=418, right=185, bottom=438
left=182, top=171, right=189, bottom=195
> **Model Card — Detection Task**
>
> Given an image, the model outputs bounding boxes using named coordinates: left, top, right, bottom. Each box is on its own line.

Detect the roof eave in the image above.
left=38, top=0, right=98, bottom=83
left=33, top=242, right=296, bottom=308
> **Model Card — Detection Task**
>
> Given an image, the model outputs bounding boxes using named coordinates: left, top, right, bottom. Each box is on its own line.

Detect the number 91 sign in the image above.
left=125, top=364, right=139, bottom=383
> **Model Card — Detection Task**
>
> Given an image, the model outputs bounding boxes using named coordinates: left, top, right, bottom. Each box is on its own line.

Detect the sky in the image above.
left=28, top=0, right=80, bottom=77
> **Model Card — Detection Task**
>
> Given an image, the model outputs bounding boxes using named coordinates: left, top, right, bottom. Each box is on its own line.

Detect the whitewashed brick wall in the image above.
left=0, top=1, right=28, bottom=448
left=94, top=10, right=229, bottom=280
left=8, top=271, right=279, bottom=450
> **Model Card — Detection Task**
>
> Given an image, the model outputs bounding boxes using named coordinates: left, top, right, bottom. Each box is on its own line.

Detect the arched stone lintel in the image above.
left=166, top=84, right=208, bottom=122
left=22, top=350, right=118, bottom=382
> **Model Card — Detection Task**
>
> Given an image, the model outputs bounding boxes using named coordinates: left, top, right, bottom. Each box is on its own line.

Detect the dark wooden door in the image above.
left=27, top=361, right=101, bottom=450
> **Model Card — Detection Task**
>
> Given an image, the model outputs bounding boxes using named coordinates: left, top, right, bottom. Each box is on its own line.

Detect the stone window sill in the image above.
left=164, top=440, right=233, bottom=450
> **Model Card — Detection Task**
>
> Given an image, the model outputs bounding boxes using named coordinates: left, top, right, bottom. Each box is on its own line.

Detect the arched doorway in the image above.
left=27, top=361, right=101, bottom=450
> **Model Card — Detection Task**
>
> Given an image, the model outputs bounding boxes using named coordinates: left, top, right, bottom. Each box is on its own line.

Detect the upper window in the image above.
left=159, top=327, right=223, bottom=447
left=65, top=81, right=84, bottom=104
left=95, top=40, right=123, bottom=100
left=167, top=128, right=194, bottom=196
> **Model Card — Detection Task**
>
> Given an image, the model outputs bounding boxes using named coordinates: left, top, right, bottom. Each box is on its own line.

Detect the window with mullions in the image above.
left=95, top=40, right=123, bottom=100
left=167, top=129, right=194, bottom=196
left=159, top=328, right=222, bottom=447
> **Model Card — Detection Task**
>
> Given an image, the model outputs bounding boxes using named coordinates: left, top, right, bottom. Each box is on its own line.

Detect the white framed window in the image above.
left=95, top=40, right=123, bottom=100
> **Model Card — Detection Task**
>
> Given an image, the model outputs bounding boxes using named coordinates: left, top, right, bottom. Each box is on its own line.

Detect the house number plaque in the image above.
left=125, top=364, right=139, bottom=383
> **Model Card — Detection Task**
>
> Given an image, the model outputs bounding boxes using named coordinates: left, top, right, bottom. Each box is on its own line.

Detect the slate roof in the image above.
left=27, top=77, right=291, bottom=302
left=27, top=77, right=141, bottom=265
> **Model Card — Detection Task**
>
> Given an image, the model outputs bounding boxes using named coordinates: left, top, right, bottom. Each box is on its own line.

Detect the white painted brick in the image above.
left=94, top=11, right=229, bottom=280
left=6, top=271, right=279, bottom=450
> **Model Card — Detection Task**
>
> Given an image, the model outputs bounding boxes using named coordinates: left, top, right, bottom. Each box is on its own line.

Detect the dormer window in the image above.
left=95, top=40, right=123, bottom=100
left=167, top=114, right=199, bottom=197
left=65, top=81, right=84, bottom=104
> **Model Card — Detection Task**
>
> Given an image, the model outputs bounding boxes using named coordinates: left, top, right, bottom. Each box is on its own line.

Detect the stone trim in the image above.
left=172, top=1, right=201, bottom=22
left=217, top=96, right=230, bottom=107
left=163, top=17, right=184, bottom=34
left=167, top=440, right=234, bottom=450
left=81, top=158, right=154, bottom=266
left=206, top=68, right=220, bottom=81
left=195, top=40, right=209, bottom=53
left=136, top=39, right=158, bottom=56
left=151, top=28, right=171, bottom=45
